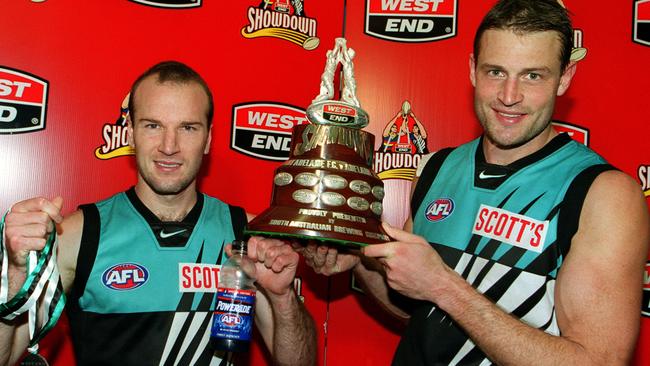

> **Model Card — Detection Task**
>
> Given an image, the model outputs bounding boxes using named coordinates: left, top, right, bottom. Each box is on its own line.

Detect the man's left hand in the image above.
left=246, top=236, right=298, bottom=297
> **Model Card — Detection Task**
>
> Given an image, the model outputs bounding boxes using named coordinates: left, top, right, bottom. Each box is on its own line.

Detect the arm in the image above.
left=364, top=171, right=649, bottom=365
left=246, top=236, right=316, bottom=366
left=0, top=197, right=81, bottom=366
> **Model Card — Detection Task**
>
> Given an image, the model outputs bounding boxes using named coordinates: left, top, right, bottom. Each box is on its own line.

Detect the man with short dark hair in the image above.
left=301, top=1, right=649, bottom=365
left=0, top=61, right=316, bottom=366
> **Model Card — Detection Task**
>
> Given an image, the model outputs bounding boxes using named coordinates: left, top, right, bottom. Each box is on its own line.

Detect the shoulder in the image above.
left=572, top=168, right=649, bottom=260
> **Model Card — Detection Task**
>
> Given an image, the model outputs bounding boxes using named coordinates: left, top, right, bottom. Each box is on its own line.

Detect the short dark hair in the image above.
left=128, top=61, right=214, bottom=127
left=473, top=0, right=573, bottom=72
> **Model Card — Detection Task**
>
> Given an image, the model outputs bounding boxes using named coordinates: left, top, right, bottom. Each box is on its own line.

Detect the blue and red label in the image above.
left=211, top=288, right=257, bottom=341
left=424, top=198, right=454, bottom=222
left=102, top=263, right=149, bottom=290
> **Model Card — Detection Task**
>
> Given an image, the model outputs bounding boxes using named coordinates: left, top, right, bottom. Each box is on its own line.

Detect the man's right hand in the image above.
left=296, top=242, right=361, bottom=276
left=4, top=196, right=63, bottom=269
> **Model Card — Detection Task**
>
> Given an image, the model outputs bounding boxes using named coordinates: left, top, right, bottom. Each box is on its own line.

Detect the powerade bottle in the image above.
left=211, top=240, right=257, bottom=353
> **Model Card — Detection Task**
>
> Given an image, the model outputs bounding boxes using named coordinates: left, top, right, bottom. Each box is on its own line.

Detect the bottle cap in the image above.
left=232, top=240, right=247, bottom=252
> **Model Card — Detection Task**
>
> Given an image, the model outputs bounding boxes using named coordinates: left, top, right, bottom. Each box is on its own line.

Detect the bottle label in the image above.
left=211, top=287, right=256, bottom=341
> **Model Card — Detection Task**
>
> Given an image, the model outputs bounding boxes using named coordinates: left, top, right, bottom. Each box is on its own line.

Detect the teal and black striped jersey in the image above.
left=394, top=133, right=613, bottom=365
left=67, top=188, right=246, bottom=366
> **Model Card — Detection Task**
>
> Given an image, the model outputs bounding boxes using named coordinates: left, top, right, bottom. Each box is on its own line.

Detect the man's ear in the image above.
left=127, top=117, right=135, bottom=148
left=557, top=61, right=577, bottom=96
left=204, top=125, right=212, bottom=154
left=469, top=53, right=477, bottom=87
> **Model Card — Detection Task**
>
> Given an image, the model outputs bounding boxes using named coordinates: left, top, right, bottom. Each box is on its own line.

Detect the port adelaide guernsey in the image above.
left=397, top=133, right=613, bottom=365
left=66, top=188, right=246, bottom=366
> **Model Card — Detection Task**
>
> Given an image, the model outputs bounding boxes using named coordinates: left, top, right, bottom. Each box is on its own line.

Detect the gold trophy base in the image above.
left=245, top=206, right=389, bottom=247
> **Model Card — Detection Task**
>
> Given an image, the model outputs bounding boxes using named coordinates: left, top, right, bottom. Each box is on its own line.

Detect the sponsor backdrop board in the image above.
left=0, top=0, right=648, bottom=365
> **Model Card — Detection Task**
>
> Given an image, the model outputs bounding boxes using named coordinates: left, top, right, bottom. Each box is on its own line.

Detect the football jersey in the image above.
left=394, top=134, right=612, bottom=365
left=67, top=188, right=246, bottom=366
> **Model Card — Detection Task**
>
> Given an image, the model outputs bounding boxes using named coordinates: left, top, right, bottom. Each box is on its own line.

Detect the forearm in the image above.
left=437, top=271, right=616, bottom=366
left=0, top=262, right=29, bottom=366
left=266, top=291, right=316, bottom=366
left=352, top=258, right=409, bottom=321
left=0, top=313, right=29, bottom=366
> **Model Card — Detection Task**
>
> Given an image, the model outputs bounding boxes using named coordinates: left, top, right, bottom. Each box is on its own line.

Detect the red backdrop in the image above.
left=0, top=0, right=648, bottom=365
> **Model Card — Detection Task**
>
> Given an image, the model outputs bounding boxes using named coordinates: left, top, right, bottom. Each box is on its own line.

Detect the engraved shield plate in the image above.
left=371, top=185, right=385, bottom=200
left=274, top=172, right=293, bottom=186
left=322, top=174, right=348, bottom=190
left=349, top=180, right=371, bottom=195
left=295, top=172, right=320, bottom=187
left=347, top=196, right=369, bottom=211
left=321, top=192, right=345, bottom=206
left=293, top=189, right=318, bottom=204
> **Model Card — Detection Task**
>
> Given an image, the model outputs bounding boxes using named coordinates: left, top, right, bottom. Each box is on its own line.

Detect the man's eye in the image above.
left=145, top=123, right=159, bottom=129
left=487, top=70, right=503, bottom=77
left=528, top=73, right=540, bottom=80
left=182, top=125, right=198, bottom=131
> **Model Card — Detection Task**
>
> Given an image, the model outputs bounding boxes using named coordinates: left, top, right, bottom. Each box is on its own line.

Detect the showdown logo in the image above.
left=231, top=102, right=308, bottom=161
left=634, top=0, right=650, bottom=46
left=95, top=93, right=134, bottom=160
left=0, top=66, right=48, bottom=134
left=551, top=121, right=589, bottom=146
left=365, top=0, right=457, bottom=42
left=128, top=0, right=201, bottom=9
left=641, top=262, right=650, bottom=317
left=638, top=164, right=650, bottom=198
left=374, top=101, right=428, bottom=180
left=242, top=1, right=320, bottom=50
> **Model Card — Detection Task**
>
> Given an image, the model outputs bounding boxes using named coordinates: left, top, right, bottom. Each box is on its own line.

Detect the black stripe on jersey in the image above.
left=68, top=204, right=101, bottom=311
left=411, top=147, right=455, bottom=220
left=511, top=282, right=548, bottom=319
left=557, top=164, right=616, bottom=258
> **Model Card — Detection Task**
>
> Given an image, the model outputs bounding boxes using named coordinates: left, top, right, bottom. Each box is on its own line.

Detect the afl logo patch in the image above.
left=102, top=263, right=149, bottom=290
left=424, top=198, right=454, bottom=222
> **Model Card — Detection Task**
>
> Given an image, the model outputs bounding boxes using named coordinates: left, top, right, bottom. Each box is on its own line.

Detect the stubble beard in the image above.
left=137, top=159, right=201, bottom=196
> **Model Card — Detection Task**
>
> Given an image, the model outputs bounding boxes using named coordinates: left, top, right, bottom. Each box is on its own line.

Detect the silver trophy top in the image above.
left=307, top=38, right=369, bottom=129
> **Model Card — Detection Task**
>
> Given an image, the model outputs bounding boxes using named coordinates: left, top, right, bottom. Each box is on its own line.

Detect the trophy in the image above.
left=245, top=38, right=389, bottom=247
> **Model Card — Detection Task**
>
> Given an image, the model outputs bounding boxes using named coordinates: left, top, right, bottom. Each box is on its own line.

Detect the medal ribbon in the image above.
left=0, top=212, right=66, bottom=352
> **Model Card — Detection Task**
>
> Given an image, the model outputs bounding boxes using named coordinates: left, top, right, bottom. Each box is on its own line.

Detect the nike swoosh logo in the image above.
left=159, top=229, right=187, bottom=239
left=478, top=171, right=507, bottom=179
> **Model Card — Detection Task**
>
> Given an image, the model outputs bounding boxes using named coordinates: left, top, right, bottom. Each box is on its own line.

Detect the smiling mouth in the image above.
left=156, top=161, right=182, bottom=169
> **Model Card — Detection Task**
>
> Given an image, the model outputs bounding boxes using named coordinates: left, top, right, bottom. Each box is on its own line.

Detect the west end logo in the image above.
left=231, top=102, right=308, bottom=161
left=0, top=66, right=48, bottom=134
left=374, top=100, right=429, bottom=180
left=364, top=0, right=458, bottom=42
left=242, top=1, right=320, bottom=50
left=129, top=0, right=201, bottom=9
left=634, top=0, right=650, bottom=46
left=95, top=93, right=135, bottom=160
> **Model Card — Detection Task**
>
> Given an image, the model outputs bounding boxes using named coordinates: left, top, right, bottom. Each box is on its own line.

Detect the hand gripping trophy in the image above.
left=245, top=38, right=389, bottom=247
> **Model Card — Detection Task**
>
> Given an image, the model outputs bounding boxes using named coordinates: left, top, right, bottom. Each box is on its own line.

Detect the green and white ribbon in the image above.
left=0, top=212, right=66, bottom=351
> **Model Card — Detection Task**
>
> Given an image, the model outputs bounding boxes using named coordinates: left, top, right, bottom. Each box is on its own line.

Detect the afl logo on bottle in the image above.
left=102, top=263, right=149, bottom=290
left=0, top=66, right=48, bottom=134
left=424, top=198, right=454, bottom=222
